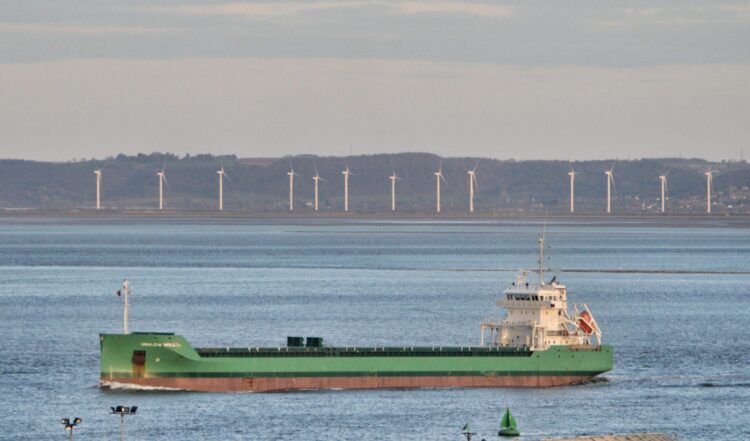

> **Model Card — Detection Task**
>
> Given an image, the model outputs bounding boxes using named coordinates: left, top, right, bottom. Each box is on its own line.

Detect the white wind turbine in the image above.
left=217, top=165, right=229, bottom=211
left=94, top=168, right=102, bottom=210
left=705, top=170, right=713, bottom=214
left=157, top=167, right=168, bottom=210
left=604, top=165, right=615, bottom=214
left=312, top=165, right=325, bottom=212
left=658, top=170, right=669, bottom=213
left=287, top=163, right=299, bottom=211
left=342, top=165, right=352, bottom=212
left=389, top=168, right=400, bottom=212
left=467, top=161, right=479, bottom=213
left=435, top=163, right=447, bottom=213
left=568, top=169, right=576, bottom=213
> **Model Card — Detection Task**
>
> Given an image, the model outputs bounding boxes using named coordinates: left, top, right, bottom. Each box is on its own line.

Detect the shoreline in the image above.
left=1, top=209, right=749, bottom=228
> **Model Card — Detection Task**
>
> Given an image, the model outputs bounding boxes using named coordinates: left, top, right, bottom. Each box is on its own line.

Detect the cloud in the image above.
left=158, top=1, right=368, bottom=19
left=156, top=1, right=513, bottom=19
left=601, top=5, right=750, bottom=27
left=394, top=1, right=513, bottom=18
left=0, top=22, right=169, bottom=36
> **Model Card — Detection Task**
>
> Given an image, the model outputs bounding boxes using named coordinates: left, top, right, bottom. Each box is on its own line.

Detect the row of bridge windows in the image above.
left=506, top=294, right=559, bottom=301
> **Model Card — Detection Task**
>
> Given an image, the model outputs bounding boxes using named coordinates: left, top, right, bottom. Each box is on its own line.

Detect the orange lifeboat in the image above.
left=578, top=311, right=594, bottom=334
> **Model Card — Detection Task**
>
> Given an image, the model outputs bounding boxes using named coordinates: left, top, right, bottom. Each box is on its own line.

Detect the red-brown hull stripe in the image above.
left=102, top=375, right=593, bottom=392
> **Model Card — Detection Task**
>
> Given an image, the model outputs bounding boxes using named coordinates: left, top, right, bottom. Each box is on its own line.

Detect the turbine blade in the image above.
left=472, top=160, right=480, bottom=172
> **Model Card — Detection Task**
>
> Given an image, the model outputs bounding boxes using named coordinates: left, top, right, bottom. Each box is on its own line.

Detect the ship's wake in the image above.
left=571, top=377, right=610, bottom=387
left=100, top=381, right=187, bottom=392
left=606, top=374, right=750, bottom=389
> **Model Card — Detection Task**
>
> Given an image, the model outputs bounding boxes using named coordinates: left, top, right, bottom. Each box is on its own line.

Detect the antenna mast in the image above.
left=122, top=279, right=130, bottom=334
left=538, top=233, right=545, bottom=285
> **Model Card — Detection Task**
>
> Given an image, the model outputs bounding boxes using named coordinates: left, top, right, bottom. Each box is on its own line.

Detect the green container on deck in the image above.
left=305, top=337, right=323, bottom=348
left=287, top=336, right=304, bottom=347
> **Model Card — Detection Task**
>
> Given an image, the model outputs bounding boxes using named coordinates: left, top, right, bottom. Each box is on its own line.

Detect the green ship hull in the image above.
left=100, top=333, right=613, bottom=392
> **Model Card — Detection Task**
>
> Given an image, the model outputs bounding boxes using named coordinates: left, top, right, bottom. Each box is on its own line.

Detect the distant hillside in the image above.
left=1, top=153, right=749, bottom=213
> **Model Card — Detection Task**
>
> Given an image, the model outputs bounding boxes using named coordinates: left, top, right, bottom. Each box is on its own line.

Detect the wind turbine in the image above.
left=389, top=169, right=400, bottom=212
left=705, top=170, right=713, bottom=214
left=435, top=163, right=447, bottom=213
left=604, top=166, right=615, bottom=214
left=342, top=165, right=351, bottom=212
left=658, top=171, right=669, bottom=213
left=312, top=165, right=325, bottom=212
left=467, top=161, right=479, bottom=213
left=287, top=164, right=299, bottom=211
left=157, top=167, right=168, bottom=210
left=94, top=169, right=102, bottom=210
left=217, top=165, right=228, bottom=211
left=568, top=169, right=576, bottom=213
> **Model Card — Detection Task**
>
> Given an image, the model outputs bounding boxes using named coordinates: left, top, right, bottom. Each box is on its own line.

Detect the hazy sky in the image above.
left=1, top=1, right=749, bottom=161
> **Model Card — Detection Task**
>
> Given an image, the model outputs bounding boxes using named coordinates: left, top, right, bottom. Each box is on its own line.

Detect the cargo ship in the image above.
left=100, top=236, right=613, bottom=392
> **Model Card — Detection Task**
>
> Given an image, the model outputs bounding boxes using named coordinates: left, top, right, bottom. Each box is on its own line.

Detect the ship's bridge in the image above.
left=498, top=272, right=567, bottom=309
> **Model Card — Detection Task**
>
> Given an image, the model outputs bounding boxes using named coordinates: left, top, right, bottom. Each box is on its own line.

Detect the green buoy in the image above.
left=498, top=408, right=520, bottom=437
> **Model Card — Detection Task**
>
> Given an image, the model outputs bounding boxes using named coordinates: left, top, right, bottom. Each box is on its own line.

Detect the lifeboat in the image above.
left=578, top=311, right=594, bottom=334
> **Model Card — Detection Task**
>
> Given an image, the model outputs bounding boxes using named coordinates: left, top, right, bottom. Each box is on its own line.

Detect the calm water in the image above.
left=0, top=217, right=749, bottom=440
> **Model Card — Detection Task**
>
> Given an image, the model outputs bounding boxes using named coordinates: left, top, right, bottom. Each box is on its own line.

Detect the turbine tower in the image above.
left=94, top=169, right=102, bottom=210
left=157, top=168, right=168, bottom=210
left=659, top=174, right=668, bottom=213
left=287, top=165, right=298, bottom=211
left=389, top=171, right=399, bottom=212
left=342, top=166, right=351, bottom=212
left=467, top=161, right=479, bottom=213
left=705, top=170, right=713, bottom=214
left=312, top=166, right=324, bottom=212
left=604, top=167, right=614, bottom=214
left=217, top=166, right=228, bottom=211
left=435, top=165, right=446, bottom=213
left=568, top=170, right=576, bottom=213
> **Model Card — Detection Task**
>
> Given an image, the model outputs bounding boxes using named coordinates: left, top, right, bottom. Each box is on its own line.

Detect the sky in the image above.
left=0, top=1, right=749, bottom=162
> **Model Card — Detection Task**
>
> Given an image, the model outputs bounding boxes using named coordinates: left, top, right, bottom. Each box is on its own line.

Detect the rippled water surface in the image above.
left=0, top=217, right=749, bottom=440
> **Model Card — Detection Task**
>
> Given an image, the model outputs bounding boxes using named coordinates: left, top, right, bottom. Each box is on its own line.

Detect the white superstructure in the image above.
left=480, top=236, right=601, bottom=350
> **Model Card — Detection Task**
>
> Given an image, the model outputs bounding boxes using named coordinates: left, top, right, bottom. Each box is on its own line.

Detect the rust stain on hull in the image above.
left=102, top=375, right=593, bottom=392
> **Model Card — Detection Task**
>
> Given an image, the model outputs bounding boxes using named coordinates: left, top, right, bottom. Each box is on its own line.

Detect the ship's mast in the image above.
left=538, top=233, right=545, bottom=285
left=122, top=279, right=130, bottom=334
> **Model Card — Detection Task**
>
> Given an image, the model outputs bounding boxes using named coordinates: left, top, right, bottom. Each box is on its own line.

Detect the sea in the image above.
left=0, top=216, right=748, bottom=441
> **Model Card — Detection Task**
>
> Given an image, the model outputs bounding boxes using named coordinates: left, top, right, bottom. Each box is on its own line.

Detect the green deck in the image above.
left=100, top=333, right=613, bottom=379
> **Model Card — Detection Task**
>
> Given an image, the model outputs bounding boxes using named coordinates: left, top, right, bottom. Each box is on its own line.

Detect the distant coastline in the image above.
left=2, top=209, right=749, bottom=229
left=1, top=153, right=749, bottom=214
